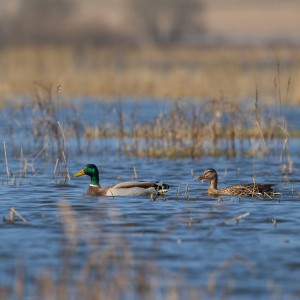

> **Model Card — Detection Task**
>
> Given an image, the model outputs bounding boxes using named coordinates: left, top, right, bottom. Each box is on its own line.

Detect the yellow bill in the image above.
left=74, top=169, right=86, bottom=177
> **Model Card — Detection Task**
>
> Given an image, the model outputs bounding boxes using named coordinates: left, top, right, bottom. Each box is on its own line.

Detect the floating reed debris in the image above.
left=3, top=208, right=29, bottom=224
left=272, top=219, right=277, bottom=227
left=223, top=212, right=251, bottom=225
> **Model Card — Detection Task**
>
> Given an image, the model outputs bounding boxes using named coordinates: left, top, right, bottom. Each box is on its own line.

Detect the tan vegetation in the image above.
left=1, top=77, right=293, bottom=162
left=0, top=45, right=300, bottom=104
left=83, top=97, right=293, bottom=159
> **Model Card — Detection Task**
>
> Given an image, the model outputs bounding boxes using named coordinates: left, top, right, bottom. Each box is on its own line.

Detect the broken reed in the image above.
left=3, top=207, right=29, bottom=224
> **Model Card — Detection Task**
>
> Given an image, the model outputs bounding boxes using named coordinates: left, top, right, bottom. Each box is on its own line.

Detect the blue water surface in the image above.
left=0, top=98, right=300, bottom=299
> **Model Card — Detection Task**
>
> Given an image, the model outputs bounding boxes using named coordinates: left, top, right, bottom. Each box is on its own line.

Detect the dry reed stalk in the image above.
left=20, top=145, right=23, bottom=183
left=56, top=84, right=62, bottom=121
left=275, top=63, right=293, bottom=175
left=30, top=144, right=48, bottom=172
left=61, top=150, right=71, bottom=182
left=53, top=158, right=59, bottom=180
left=190, top=169, right=194, bottom=178
left=278, top=124, right=293, bottom=174
left=19, top=145, right=28, bottom=182
left=254, top=87, right=268, bottom=151
left=3, top=141, right=9, bottom=180
left=185, top=183, right=190, bottom=201
left=24, top=159, right=28, bottom=178
left=11, top=174, right=16, bottom=186
left=276, top=60, right=282, bottom=112
left=57, top=121, right=66, bottom=150
left=132, top=166, right=138, bottom=180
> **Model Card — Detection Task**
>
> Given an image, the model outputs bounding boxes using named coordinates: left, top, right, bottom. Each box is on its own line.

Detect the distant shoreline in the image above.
left=0, top=45, right=299, bottom=105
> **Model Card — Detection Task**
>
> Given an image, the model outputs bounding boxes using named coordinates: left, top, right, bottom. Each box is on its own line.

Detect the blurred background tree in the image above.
left=0, top=0, right=299, bottom=47
left=130, top=0, right=204, bottom=44
left=0, top=0, right=75, bottom=45
left=0, top=0, right=204, bottom=46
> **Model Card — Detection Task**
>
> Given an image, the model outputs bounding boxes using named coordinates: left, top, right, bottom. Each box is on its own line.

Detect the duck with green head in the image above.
left=74, top=164, right=169, bottom=197
left=195, top=168, right=277, bottom=197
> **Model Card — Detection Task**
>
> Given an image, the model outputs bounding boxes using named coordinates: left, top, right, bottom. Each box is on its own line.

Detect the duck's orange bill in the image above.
left=195, top=175, right=205, bottom=181
left=74, top=169, right=85, bottom=177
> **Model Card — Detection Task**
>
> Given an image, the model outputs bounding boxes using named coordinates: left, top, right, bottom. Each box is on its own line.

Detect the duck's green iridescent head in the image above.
left=74, top=164, right=100, bottom=186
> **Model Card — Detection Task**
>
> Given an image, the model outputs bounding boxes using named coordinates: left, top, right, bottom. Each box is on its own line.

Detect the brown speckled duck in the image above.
left=74, top=164, right=169, bottom=197
left=195, top=168, right=277, bottom=197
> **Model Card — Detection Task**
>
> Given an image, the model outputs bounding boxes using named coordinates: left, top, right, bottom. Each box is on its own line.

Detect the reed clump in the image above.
left=83, top=99, right=284, bottom=158
left=1, top=84, right=83, bottom=185
left=1, top=74, right=294, bottom=161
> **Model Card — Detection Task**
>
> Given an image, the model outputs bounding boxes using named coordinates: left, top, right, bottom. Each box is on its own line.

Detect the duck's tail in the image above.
left=155, top=182, right=170, bottom=195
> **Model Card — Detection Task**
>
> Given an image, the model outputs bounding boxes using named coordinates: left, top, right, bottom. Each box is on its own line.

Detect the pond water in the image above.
left=1, top=99, right=300, bottom=299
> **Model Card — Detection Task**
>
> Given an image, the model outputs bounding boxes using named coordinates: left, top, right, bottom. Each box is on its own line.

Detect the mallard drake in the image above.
left=195, top=168, right=277, bottom=197
left=74, top=164, right=169, bottom=197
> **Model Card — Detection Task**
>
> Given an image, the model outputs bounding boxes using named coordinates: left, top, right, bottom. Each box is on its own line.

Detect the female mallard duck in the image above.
left=74, top=164, right=169, bottom=197
left=195, top=168, right=277, bottom=197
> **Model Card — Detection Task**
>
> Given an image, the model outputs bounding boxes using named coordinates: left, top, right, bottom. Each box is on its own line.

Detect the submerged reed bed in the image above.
left=83, top=97, right=289, bottom=159
left=1, top=83, right=294, bottom=164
